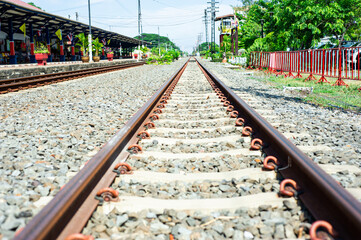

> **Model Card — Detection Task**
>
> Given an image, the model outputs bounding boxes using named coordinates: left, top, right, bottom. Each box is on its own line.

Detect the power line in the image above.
left=83, top=12, right=201, bottom=20
left=150, top=0, right=195, bottom=13
left=114, top=0, right=136, bottom=17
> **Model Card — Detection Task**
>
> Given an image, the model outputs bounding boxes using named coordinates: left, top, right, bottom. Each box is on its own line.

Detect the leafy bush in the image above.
left=146, top=49, right=181, bottom=65
left=211, top=58, right=223, bottom=62
left=34, top=43, right=49, bottom=54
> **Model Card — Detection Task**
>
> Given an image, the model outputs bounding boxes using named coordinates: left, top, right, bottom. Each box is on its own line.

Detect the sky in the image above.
left=30, top=0, right=242, bottom=52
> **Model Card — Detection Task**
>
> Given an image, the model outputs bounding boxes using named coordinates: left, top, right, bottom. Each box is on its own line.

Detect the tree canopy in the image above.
left=236, top=0, right=361, bottom=51
left=135, top=33, right=180, bottom=51
left=27, top=2, right=43, bottom=10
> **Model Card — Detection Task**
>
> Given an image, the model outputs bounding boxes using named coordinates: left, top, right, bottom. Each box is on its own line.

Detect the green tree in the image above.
left=134, top=33, right=180, bottom=51
left=236, top=0, right=361, bottom=51
left=27, top=2, right=43, bottom=10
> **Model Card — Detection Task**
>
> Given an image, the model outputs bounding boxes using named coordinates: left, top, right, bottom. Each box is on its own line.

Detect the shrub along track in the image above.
left=0, top=62, right=144, bottom=94
left=14, top=58, right=361, bottom=240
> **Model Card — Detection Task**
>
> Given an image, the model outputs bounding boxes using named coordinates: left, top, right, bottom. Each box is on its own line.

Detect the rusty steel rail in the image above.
left=14, top=57, right=361, bottom=240
left=14, top=59, right=190, bottom=240
left=196, top=59, right=361, bottom=240
left=0, top=62, right=144, bottom=94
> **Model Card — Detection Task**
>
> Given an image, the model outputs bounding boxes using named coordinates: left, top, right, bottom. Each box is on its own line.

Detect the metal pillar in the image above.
left=231, top=29, right=234, bottom=54
left=8, top=18, right=16, bottom=64
left=46, top=27, right=52, bottom=62
left=211, top=0, right=215, bottom=53
left=59, top=32, right=65, bottom=62
left=71, top=38, right=75, bottom=61
left=235, top=27, right=238, bottom=56
left=203, top=9, right=209, bottom=49
left=29, top=23, right=35, bottom=63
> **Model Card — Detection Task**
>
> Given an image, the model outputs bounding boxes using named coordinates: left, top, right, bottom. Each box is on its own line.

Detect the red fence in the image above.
left=249, top=47, right=361, bottom=86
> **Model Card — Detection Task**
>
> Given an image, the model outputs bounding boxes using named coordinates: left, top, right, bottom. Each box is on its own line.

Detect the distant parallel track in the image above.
left=0, top=62, right=144, bottom=94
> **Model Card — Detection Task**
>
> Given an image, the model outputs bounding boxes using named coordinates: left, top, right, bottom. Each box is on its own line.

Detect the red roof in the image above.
left=4, top=0, right=43, bottom=11
left=215, top=14, right=235, bottom=21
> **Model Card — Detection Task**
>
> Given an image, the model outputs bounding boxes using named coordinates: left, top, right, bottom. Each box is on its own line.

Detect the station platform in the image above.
left=0, top=59, right=141, bottom=79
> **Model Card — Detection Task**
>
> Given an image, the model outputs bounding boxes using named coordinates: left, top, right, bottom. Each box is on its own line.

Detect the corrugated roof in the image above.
left=4, top=0, right=43, bottom=11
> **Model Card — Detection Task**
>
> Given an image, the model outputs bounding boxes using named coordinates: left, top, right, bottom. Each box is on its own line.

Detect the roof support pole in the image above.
left=46, top=27, right=52, bottom=62
left=235, top=27, right=238, bottom=56
left=59, top=31, right=65, bottom=62
left=220, top=34, right=223, bottom=49
left=8, top=18, right=17, bottom=64
left=71, top=38, right=75, bottom=61
left=29, top=23, right=35, bottom=63
left=231, top=28, right=234, bottom=55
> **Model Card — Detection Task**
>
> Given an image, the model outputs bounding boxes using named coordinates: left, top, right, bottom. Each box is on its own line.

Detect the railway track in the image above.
left=15, top=58, right=361, bottom=240
left=0, top=62, right=144, bottom=94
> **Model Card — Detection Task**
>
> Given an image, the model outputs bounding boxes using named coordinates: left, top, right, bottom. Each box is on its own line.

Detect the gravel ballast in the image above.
left=0, top=60, right=186, bottom=239
left=198, top=59, right=361, bottom=187
left=1, top=58, right=360, bottom=239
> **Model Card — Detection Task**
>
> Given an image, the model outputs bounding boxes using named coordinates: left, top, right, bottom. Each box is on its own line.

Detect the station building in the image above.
left=0, top=0, right=143, bottom=64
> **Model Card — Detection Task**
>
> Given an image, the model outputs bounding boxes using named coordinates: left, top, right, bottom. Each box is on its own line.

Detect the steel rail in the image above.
left=14, top=59, right=190, bottom=240
left=0, top=62, right=144, bottom=94
left=196, top=59, right=361, bottom=240
left=0, top=62, right=143, bottom=85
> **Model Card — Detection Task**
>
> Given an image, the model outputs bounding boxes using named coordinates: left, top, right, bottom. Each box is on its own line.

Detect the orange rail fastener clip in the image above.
left=279, top=179, right=298, bottom=197
left=263, top=156, right=279, bottom=170
left=65, top=234, right=94, bottom=240
left=309, top=220, right=337, bottom=240
left=242, top=126, right=252, bottom=136
left=250, top=138, right=263, bottom=150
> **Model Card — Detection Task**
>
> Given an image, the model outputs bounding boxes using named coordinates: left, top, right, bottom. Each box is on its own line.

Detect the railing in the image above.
left=249, top=47, right=361, bottom=86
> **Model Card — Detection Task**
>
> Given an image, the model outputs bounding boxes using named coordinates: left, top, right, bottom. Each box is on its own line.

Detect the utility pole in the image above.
left=207, top=0, right=219, bottom=53
left=138, top=0, right=142, bottom=61
left=198, top=33, right=203, bottom=53
left=158, top=26, right=160, bottom=56
left=75, top=12, right=78, bottom=21
left=203, top=9, right=209, bottom=49
left=88, top=0, right=92, bottom=62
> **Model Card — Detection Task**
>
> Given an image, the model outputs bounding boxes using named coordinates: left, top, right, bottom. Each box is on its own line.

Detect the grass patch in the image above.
left=253, top=72, right=361, bottom=112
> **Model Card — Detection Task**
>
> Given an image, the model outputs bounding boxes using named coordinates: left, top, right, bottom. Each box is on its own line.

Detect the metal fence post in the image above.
left=333, top=47, right=348, bottom=86
left=287, top=52, right=295, bottom=77
left=295, top=51, right=302, bottom=78
left=317, top=49, right=330, bottom=83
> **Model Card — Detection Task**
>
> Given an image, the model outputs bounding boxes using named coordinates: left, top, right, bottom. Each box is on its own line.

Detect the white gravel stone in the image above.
left=0, top=59, right=187, bottom=238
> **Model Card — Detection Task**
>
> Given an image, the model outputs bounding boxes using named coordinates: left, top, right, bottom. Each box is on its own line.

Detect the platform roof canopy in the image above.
left=0, top=0, right=144, bottom=48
